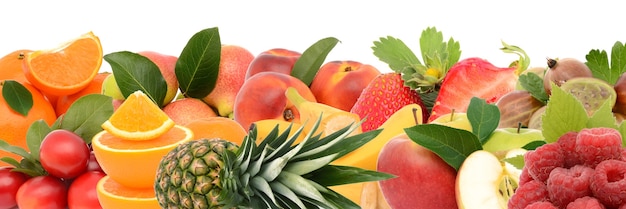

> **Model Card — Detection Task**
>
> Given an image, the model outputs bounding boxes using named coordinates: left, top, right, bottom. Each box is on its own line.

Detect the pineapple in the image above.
left=154, top=117, right=391, bottom=209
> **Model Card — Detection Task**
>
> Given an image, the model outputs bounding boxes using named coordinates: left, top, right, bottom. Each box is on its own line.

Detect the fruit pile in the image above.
left=1, top=25, right=626, bottom=209
left=509, top=127, right=626, bottom=209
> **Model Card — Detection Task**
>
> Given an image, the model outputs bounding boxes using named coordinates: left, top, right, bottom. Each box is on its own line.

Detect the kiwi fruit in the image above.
left=543, top=58, right=593, bottom=95
left=559, top=77, right=616, bottom=116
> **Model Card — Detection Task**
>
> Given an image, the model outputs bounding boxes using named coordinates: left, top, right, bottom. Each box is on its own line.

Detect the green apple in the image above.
left=429, top=112, right=472, bottom=132
left=101, top=73, right=124, bottom=100
left=456, top=149, right=527, bottom=209
left=482, top=127, right=544, bottom=154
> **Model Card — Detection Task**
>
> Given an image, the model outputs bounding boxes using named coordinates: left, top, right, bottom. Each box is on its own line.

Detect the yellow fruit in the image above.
left=96, top=176, right=160, bottom=209
left=101, top=90, right=175, bottom=140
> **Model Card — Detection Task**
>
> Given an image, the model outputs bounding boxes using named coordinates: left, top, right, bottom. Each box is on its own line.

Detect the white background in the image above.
left=1, top=1, right=623, bottom=73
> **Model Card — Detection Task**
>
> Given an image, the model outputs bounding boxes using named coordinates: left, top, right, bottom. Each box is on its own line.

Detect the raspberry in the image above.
left=524, top=142, right=564, bottom=182
left=508, top=180, right=549, bottom=209
left=546, top=165, right=594, bottom=208
left=524, top=201, right=557, bottom=209
left=566, top=196, right=605, bottom=209
left=556, top=131, right=580, bottom=167
left=576, top=128, right=622, bottom=168
left=519, top=167, right=533, bottom=185
left=590, top=159, right=626, bottom=208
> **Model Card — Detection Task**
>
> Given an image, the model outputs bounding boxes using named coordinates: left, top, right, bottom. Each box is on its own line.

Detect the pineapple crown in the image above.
left=218, top=115, right=392, bottom=209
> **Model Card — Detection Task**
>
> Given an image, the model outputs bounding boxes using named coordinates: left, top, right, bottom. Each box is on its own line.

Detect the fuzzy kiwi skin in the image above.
left=543, top=58, right=593, bottom=95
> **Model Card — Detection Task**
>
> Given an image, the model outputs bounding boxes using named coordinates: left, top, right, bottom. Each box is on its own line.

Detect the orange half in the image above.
left=102, top=90, right=175, bottom=140
left=23, top=31, right=103, bottom=96
left=96, top=176, right=160, bottom=209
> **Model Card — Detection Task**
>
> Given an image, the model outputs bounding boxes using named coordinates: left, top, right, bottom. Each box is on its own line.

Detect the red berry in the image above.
left=508, top=180, right=549, bottom=209
left=524, top=142, right=565, bottom=182
left=576, top=128, right=622, bottom=168
left=546, top=165, right=594, bottom=208
left=590, top=159, right=626, bottom=208
left=565, top=196, right=605, bottom=209
left=524, top=201, right=558, bottom=209
left=556, top=131, right=581, bottom=168
left=519, top=167, right=533, bottom=185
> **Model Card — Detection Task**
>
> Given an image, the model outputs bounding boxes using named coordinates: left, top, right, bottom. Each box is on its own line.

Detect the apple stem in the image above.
left=517, top=122, right=522, bottom=134
left=412, top=107, right=419, bottom=125
left=449, top=109, right=455, bottom=121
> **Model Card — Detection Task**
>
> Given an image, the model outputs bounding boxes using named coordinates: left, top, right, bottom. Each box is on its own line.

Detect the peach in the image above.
left=162, top=97, right=218, bottom=125
left=202, top=45, right=254, bottom=118
left=233, top=71, right=316, bottom=130
left=310, top=60, right=381, bottom=111
left=138, top=51, right=179, bottom=105
left=377, top=134, right=458, bottom=209
left=244, top=48, right=301, bottom=80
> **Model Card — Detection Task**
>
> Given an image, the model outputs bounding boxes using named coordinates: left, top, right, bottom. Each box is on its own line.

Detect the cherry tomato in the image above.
left=16, top=175, right=67, bottom=209
left=86, top=151, right=104, bottom=173
left=39, top=129, right=90, bottom=179
left=0, top=167, right=29, bottom=209
left=68, top=171, right=105, bottom=209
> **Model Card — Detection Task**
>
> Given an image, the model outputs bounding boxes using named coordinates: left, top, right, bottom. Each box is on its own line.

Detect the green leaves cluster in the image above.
left=586, top=41, right=626, bottom=85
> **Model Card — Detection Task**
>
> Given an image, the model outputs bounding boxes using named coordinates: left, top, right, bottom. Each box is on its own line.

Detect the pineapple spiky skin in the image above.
left=155, top=138, right=238, bottom=209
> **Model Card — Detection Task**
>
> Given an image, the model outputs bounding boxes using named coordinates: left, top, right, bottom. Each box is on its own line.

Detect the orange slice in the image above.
left=96, top=176, right=160, bottom=209
left=23, top=31, right=102, bottom=96
left=184, top=117, right=247, bottom=144
left=101, top=90, right=175, bottom=140
left=92, top=125, right=193, bottom=188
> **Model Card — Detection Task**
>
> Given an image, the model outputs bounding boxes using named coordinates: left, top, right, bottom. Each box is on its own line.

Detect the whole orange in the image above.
left=0, top=81, right=56, bottom=166
left=0, top=49, right=32, bottom=83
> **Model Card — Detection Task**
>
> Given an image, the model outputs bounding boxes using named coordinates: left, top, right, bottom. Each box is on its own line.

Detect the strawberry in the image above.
left=427, top=57, right=518, bottom=122
left=350, top=72, right=428, bottom=132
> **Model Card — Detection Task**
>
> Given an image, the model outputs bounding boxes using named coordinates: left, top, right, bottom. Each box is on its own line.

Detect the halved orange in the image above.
left=23, top=31, right=103, bottom=96
left=101, top=90, right=175, bottom=140
left=96, top=175, right=160, bottom=209
left=184, top=116, right=247, bottom=144
left=92, top=125, right=193, bottom=189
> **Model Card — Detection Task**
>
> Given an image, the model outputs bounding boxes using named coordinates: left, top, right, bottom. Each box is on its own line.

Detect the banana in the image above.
left=285, top=87, right=361, bottom=137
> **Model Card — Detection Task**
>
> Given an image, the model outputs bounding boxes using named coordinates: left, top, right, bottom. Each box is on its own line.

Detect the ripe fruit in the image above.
left=184, top=116, right=248, bottom=145
left=162, top=97, right=218, bottom=125
left=101, top=73, right=124, bottom=100
left=39, top=129, right=90, bottom=179
left=16, top=175, right=67, bottom=209
left=96, top=176, right=160, bottom=209
left=0, top=81, right=56, bottom=166
left=101, top=90, right=175, bottom=140
left=309, top=60, right=381, bottom=111
left=138, top=51, right=179, bottom=105
left=0, top=49, right=32, bottom=83
left=559, top=77, right=616, bottom=116
left=0, top=167, right=29, bottom=209
left=495, top=90, right=545, bottom=128
left=23, top=31, right=103, bottom=96
left=233, top=71, right=316, bottom=130
left=428, top=57, right=518, bottom=122
left=429, top=111, right=472, bottom=132
left=481, top=127, right=544, bottom=154
left=350, top=73, right=426, bottom=132
left=244, top=48, right=301, bottom=79
left=55, top=72, right=109, bottom=116
left=68, top=171, right=106, bottom=209
left=202, top=45, right=254, bottom=117
left=543, top=57, right=593, bottom=95
left=377, top=134, right=458, bottom=209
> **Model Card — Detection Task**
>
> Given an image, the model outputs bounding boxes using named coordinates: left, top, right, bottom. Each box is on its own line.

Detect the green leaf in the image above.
left=291, top=37, right=339, bottom=85
left=305, top=165, right=394, bottom=187
left=467, top=97, right=500, bottom=144
left=519, top=73, right=549, bottom=104
left=176, top=27, right=221, bottom=99
left=372, top=36, right=421, bottom=73
left=104, top=51, right=167, bottom=106
left=57, top=94, right=113, bottom=144
left=587, top=99, right=619, bottom=129
left=420, top=26, right=461, bottom=75
left=0, top=140, right=34, bottom=162
left=541, top=84, right=588, bottom=143
left=405, top=124, right=482, bottom=170
left=585, top=41, right=626, bottom=85
left=522, top=140, right=547, bottom=150
left=503, top=154, right=525, bottom=170
left=1, top=80, right=33, bottom=116
left=0, top=157, right=20, bottom=168
left=25, top=120, right=52, bottom=161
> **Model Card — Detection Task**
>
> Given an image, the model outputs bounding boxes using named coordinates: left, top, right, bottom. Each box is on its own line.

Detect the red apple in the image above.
left=244, top=48, right=301, bottom=80
left=310, top=60, right=381, bottom=111
left=377, top=134, right=458, bottom=209
left=233, top=71, right=316, bottom=130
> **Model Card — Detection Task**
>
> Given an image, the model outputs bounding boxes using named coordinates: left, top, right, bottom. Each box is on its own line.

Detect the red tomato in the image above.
left=68, top=171, right=105, bottom=209
left=16, top=175, right=67, bottom=209
left=0, top=167, right=29, bottom=209
left=39, top=129, right=90, bottom=179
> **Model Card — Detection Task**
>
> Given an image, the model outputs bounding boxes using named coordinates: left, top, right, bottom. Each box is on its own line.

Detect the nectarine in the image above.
left=310, top=60, right=380, bottom=111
